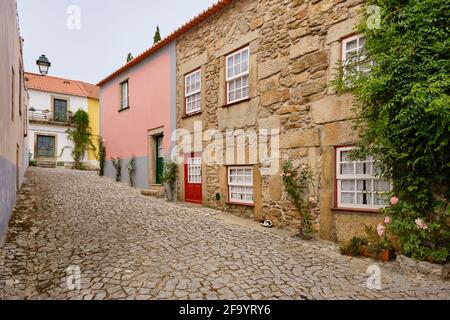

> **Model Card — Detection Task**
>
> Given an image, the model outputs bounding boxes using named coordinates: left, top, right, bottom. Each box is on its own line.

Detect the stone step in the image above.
left=141, top=186, right=165, bottom=198
left=36, top=160, right=57, bottom=168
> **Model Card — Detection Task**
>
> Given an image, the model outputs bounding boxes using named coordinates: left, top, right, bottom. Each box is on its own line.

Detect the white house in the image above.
left=25, top=72, right=99, bottom=168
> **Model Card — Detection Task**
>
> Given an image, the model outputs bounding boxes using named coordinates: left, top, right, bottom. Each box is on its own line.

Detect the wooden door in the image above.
left=184, top=154, right=202, bottom=204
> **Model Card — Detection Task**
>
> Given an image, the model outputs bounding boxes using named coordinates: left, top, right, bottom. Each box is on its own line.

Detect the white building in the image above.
left=25, top=72, right=99, bottom=168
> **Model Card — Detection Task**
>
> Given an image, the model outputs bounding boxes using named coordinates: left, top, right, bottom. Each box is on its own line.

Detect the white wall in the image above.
left=28, top=89, right=89, bottom=164
left=28, top=90, right=88, bottom=113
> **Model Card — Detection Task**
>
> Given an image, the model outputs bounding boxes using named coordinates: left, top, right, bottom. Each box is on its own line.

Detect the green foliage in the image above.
left=111, top=157, right=122, bottom=182
left=126, top=155, right=137, bottom=187
left=383, top=199, right=450, bottom=263
left=126, top=53, right=133, bottom=62
left=28, top=152, right=36, bottom=167
left=281, top=161, right=315, bottom=240
left=334, top=0, right=450, bottom=209
left=340, top=237, right=368, bottom=256
left=333, top=0, right=450, bottom=263
left=160, top=160, right=177, bottom=190
left=96, top=136, right=106, bottom=177
left=66, top=110, right=94, bottom=170
left=153, top=25, right=161, bottom=45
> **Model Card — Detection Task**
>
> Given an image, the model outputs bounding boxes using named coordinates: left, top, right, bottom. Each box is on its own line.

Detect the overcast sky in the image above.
left=17, top=0, right=217, bottom=84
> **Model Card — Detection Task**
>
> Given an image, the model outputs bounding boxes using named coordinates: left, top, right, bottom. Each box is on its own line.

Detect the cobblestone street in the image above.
left=0, top=168, right=449, bottom=300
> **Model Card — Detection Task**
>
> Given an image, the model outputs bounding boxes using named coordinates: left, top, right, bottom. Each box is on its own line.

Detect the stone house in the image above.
left=174, top=0, right=391, bottom=242
left=0, top=0, right=29, bottom=243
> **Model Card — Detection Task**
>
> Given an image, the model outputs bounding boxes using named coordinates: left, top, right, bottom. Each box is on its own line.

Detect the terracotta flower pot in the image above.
left=360, top=246, right=395, bottom=262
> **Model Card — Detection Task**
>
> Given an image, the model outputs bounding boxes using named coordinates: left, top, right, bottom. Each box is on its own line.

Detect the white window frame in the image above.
left=184, top=69, right=201, bottom=114
left=226, top=47, right=250, bottom=105
left=341, top=34, right=373, bottom=76
left=336, top=147, right=391, bottom=210
left=228, top=166, right=254, bottom=205
left=187, top=157, right=202, bottom=184
left=120, top=80, right=129, bottom=110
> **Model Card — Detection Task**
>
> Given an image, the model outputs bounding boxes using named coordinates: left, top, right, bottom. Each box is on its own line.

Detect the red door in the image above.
left=184, top=154, right=202, bottom=204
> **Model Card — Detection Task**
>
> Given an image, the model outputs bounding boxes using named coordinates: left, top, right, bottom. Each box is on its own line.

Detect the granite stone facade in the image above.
left=175, top=0, right=382, bottom=241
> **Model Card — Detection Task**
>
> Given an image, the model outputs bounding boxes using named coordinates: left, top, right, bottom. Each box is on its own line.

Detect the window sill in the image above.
left=226, top=201, right=255, bottom=208
left=182, top=111, right=202, bottom=119
left=332, top=207, right=381, bottom=214
left=119, top=107, right=130, bottom=113
left=222, top=97, right=251, bottom=108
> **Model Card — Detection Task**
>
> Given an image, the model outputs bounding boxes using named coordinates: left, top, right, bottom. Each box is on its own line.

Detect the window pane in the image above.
left=357, top=180, right=373, bottom=192
left=374, top=194, right=388, bottom=206
left=341, top=193, right=355, bottom=204
left=341, top=163, right=354, bottom=175
left=356, top=162, right=372, bottom=175
left=374, top=180, right=391, bottom=192
left=357, top=193, right=373, bottom=205
left=341, top=180, right=355, bottom=191
left=346, top=39, right=358, bottom=52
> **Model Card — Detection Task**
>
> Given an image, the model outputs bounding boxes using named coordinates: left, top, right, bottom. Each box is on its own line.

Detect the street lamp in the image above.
left=36, top=55, right=51, bottom=76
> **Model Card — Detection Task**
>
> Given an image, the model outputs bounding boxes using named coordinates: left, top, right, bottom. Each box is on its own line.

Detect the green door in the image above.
left=156, top=136, right=164, bottom=184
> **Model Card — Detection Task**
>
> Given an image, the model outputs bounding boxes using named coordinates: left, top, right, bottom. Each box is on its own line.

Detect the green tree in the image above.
left=127, top=53, right=134, bottom=62
left=153, top=25, right=161, bottom=45
left=66, top=110, right=95, bottom=170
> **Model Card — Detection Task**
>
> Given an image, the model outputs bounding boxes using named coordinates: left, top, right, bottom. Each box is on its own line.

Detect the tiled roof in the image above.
left=97, top=0, right=232, bottom=86
left=25, top=72, right=99, bottom=99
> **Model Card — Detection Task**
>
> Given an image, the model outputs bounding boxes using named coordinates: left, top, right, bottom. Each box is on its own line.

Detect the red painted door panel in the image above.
left=184, top=154, right=202, bottom=204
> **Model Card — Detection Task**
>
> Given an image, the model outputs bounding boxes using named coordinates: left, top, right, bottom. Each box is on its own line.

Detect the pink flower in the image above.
left=280, top=173, right=286, bottom=177
left=384, top=216, right=392, bottom=225
left=376, top=224, right=386, bottom=237
left=415, top=218, right=428, bottom=230
left=286, top=173, right=292, bottom=177
left=309, top=197, right=316, bottom=203
left=390, top=197, right=399, bottom=205
left=301, top=164, right=308, bottom=170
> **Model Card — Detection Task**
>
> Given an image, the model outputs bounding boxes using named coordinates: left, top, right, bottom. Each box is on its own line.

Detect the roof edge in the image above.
left=96, top=0, right=232, bottom=87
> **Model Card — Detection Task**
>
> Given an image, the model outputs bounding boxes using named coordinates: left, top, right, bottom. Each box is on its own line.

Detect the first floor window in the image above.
left=228, top=166, right=254, bottom=205
left=188, top=157, right=202, bottom=184
left=120, top=80, right=129, bottom=110
left=336, top=147, right=391, bottom=210
left=226, top=47, right=249, bottom=104
left=185, top=69, right=201, bottom=114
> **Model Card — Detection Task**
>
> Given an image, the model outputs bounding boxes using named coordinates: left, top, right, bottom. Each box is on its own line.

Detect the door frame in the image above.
left=147, top=126, right=164, bottom=186
left=34, top=133, right=57, bottom=160
left=184, top=152, right=203, bottom=204
left=155, top=135, right=164, bottom=185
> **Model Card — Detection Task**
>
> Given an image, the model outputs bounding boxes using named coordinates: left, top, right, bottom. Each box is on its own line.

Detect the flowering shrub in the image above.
left=281, top=161, right=315, bottom=240
left=383, top=197, right=450, bottom=264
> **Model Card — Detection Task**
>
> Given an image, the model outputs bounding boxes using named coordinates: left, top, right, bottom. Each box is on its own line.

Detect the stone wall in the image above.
left=175, top=0, right=380, bottom=241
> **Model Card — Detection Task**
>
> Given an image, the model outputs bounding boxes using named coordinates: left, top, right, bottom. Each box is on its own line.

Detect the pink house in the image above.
left=98, top=42, right=176, bottom=189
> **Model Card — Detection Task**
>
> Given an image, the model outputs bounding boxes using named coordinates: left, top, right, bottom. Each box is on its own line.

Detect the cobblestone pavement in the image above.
left=0, top=168, right=449, bottom=300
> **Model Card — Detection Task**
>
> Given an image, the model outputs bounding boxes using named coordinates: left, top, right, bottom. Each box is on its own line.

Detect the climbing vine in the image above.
left=126, top=155, right=137, bottom=187
left=111, top=157, right=122, bottom=182
left=281, top=161, right=315, bottom=240
left=333, top=0, right=450, bottom=263
left=66, top=110, right=95, bottom=170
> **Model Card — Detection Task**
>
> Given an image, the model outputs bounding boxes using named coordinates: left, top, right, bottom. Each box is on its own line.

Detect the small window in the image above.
left=228, top=166, right=254, bottom=205
left=226, top=47, right=249, bottom=104
left=185, top=69, right=201, bottom=115
left=336, top=147, right=391, bottom=210
left=120, top=80, right=129, bottom=110
left=188, top=157, right=202, bottom=184
left=342, top=34, right=373, bottom=76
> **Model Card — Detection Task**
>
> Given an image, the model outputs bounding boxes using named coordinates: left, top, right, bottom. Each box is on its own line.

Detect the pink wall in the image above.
left=100, top=46, right=174, bottom=159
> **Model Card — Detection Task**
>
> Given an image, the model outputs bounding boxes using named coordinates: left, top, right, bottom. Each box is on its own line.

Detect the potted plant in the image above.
left=160, top=160, right=177, bottom=201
